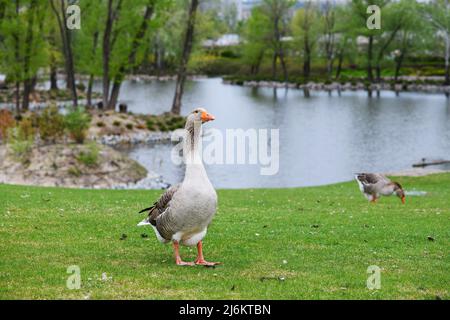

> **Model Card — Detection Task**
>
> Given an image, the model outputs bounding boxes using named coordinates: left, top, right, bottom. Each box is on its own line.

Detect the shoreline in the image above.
left=223, top=78, right=450, bottom=95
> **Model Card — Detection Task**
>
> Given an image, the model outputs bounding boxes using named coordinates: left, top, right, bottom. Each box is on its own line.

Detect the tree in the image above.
left=349, top=0, right=391, bottom=82
left=75, top=1, right=104, bottom=106
left=102, top=0, right=123, bottom=108
left=292, top=1, right=321, bottom=80
left=50, top=0, right=78, bottom=107
left=0, top=0, right=48, bottom=112
left=47, top=20, right=62, bottom=91
left=332, top=5, right=356, bottom=80
left=261, top=0, right=294, bottom=82
left=322, top=0, right=336, bottom=80
left=108, top=0, right=156, bottom=109
left=423, top=0, right=450, bottom=85
left=171, top=0, right=199, bottom=115
left=372, top=3, right=403, bottom=82
left=242, top=6, right=271, bottom=75
left=391, top=0, right=427, bottom=82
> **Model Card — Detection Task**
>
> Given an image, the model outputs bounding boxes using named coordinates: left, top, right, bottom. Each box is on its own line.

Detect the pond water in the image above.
left=65, top=78, right=450, bottom=188
left=105, top=78, right=450, bottom=189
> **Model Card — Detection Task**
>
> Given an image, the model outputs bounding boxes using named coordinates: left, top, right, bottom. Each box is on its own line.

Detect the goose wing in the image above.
left=355, top=173, right=389, bottom=193
left=138, top=184, right=180, bottom=226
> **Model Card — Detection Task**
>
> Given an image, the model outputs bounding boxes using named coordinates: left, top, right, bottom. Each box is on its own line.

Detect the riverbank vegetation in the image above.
left=0, top=106, right=184, bottom=187
left=0, top=173, right=448, bottom=299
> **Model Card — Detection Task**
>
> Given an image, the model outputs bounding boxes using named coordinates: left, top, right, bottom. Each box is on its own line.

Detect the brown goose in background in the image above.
left=355, top=173, right=406, bottom=204
left=138, top=108, right=219, bottom=266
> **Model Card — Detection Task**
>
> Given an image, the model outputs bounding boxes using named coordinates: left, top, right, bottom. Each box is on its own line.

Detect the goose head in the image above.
left=185, top=108, right=215, bottom=126
left=393, top=182, right=406, bottom=204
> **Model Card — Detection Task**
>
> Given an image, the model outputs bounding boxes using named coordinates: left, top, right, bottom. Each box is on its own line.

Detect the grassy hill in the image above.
left=0, top=173, right=448, bottom=299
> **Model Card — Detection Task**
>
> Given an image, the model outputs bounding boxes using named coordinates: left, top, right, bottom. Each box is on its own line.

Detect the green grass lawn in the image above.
left=0, top=174, right=449, bottom=300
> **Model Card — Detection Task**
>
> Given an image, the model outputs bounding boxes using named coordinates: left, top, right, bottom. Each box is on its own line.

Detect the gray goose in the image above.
left=138, top=108, right=219, bottom=266
left=355, top=173, right=405, bottom=204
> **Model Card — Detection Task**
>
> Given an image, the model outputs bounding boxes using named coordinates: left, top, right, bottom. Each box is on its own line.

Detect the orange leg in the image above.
left=173, top=241, right=194, bottom=266
left=370, top=195, right=378, bottom=203
left=194, top=241, right=220, bottom=266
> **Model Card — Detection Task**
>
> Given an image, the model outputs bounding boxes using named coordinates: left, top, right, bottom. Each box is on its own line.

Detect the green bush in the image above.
left=126, top=123, right=134, bottom=130
left=113, top=120, right=121, bottom=127
left=77, top=142, right=99, bottom=167
left=18, top=118, right=35, bottom=141
left=7, top=126, right=33, bottom=163
left=64, top=108, right=91, bottom=144
left=68, top=166, right=82, bottom=177
left=38, top=106, right=65, bottom=143
left=146, top=118, right=155, bottom=129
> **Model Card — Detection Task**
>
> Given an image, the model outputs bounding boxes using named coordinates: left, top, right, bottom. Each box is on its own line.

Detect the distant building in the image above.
left=203, top=34, right=240, bottom=48
left=218, top=0, right=343, bottom=21
left=0, top=74, right=6, bottom=89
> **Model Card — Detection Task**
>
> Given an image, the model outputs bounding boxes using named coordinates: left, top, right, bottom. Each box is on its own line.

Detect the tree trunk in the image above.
left=394, top=52, right=405, bottom=83
left=367, top=35, right=373, bottom=82
left=272, top=52, right=278, bottom=78
left=86, top=31, right=99, bottom=107
left=15, top=82, right=20, bottom=116
left=335, top=50, right=343, bottom=80
left=327, top=57, right=333, bottom=80
left=374, top=25, right=400, bottom=84
left=60, top=0, right=77, bottom=104
left=49, top=27, right=59, bottom=90
left=171, top=0, right=199, bottom=115
left=50, top=66, right=58, bottom=90
left=375, top=64, right=381, bottom=83
left=13, top=0, right=20, bottom=115
left=22, top=0, right=38, bottom=111
left=108, top=79, right=122, bottom=111
left=102, top=0, right=114, bottom=108
left=87, top=74, right=94, bottom=107
left=102, top=0, right=123, bottom=109
left=22, top=80, right=32, bottom=111
left=303, top=33, right=311, bottom=80
left=445, top=32, right=450, bottom=86
left=303, top=54, right=311, bottom=80
left=279, top=48, right=288, bottom=83
left=254, top=50, right=264, bottom=75
left=107, top=2, right=154, bottom=110
left=50, top=0, right=78, bottom=107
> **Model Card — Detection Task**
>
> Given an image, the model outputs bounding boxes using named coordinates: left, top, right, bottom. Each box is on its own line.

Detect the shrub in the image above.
left=76, top=142, right=99, bottom=167
left=159, top=123, right=168, bottom=132
left=146, top=118, right=155, bottom=129
left=125, top=123, right=134, bottom=130
left=96, top=121, right=105, bottom=127
left=68, top=166, right=82, bottom=177
left=18, top=118, right=35, bottom=141
left=64, top=108, right=91, bottom=144
left=0, top=109, right=15, bottom=141
left=38, top=106, right=65, bottom=143
left=113, top=120, right=121, bottom=127
left=7, top=126, right=33, bottom=163
left=76, top=82, right=86, bottom=92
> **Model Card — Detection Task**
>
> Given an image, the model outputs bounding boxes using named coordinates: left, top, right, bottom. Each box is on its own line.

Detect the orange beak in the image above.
left=401, top=196, right=406, bottom=204
left=201, top=111, right=215, bottom=122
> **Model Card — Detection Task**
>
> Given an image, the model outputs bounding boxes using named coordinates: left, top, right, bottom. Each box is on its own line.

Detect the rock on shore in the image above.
left=0, top=143, right=147, bottom=189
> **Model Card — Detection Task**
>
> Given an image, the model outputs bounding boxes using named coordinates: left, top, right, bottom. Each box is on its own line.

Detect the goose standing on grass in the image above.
left=138, top=108, right=219, bottom=266
left=355, top=173, right=406, bottom=204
